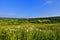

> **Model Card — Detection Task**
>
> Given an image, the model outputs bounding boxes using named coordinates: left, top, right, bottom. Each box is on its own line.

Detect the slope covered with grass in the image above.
left=0, top=16, right=60, bottom=40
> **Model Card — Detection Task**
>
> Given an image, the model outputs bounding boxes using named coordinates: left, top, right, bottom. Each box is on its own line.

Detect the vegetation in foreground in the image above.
left=0, top=16, right=60, bottom=40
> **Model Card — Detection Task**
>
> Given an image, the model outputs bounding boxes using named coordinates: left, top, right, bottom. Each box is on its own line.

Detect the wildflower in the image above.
left=26, top=29, right=28, bottom=32
left=30, top=27, right=33, bottom=30
left=17, top=26, right=20, bottom=28
left=40, top=29, right=42, bottom=31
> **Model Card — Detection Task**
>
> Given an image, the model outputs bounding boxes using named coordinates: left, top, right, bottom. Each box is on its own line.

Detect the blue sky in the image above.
left=0, top=0, right=60, bottom=18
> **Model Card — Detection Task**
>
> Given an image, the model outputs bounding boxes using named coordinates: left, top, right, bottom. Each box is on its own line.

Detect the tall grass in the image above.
left=0, top=25, right=60, bottom=40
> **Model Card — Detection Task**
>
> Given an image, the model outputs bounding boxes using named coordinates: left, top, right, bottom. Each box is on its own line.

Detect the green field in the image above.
left=0, top=16, right=60, bottom=40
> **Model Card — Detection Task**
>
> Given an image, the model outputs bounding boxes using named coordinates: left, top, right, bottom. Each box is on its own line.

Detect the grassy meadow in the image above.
left=0, top=16, right=60, bottom=40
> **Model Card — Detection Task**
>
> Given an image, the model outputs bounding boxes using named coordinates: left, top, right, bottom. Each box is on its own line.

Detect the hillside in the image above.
left=0, top=16, right=60, bottom=40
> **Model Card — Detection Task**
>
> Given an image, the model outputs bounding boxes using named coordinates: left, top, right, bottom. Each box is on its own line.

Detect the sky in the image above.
left=0, top=0, right=60, bottom=18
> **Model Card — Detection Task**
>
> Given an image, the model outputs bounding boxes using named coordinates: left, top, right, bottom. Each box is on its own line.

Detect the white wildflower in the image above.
left=40, top=29, right=42, bottom=31
left=26, top=29, right=28, bottom=32
left=30, top=27, right=33, bottom=30
left=17, top=26, right=20, bottom=28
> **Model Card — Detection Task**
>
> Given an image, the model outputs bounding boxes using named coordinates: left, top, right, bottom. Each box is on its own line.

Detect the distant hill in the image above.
left=28, top=16, right=60, bottom=23
left=0, top=16, right=60, bottom=25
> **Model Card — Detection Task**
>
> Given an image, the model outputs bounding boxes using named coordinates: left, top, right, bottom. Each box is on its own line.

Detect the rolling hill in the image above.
left=0, top=16, right=60, bottom=40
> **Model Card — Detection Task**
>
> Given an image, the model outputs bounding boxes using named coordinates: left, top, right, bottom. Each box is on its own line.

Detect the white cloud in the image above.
left=44, top=0, right=54, bottom=4
left=46, top=0, right=53, bottom=4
